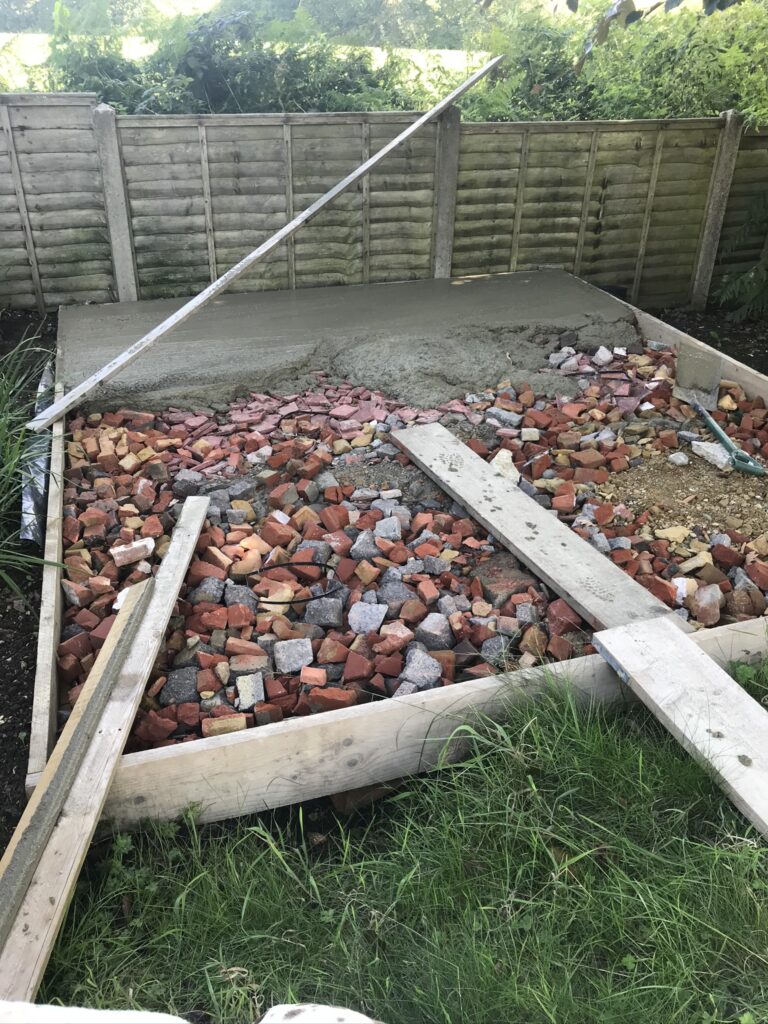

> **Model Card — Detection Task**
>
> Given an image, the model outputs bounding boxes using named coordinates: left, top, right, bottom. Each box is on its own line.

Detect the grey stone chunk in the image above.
left=206, top=488, right=232, bottom=511
left=297, top=540, right=332, bottom=563
left=402, top=558, right=424, bottom=576
left=209, top=629, right=227, bottom=653
left=348, top=602, right=388, bottom=633
left=172, top=642, right=212, bottom=669
left=228, top=478, right=256, bottom=501
left=589, top=531, right=611, bottom=555
left=235, top=672, right=265, bottom=710
left=315, top=470, right=339, bottom=490
left=678, top=430, right=701, bottom=443
left=608, top=536, right=631, bottom=551
left=351, top=487, right=379, bottom=502
left=200, top=692, right=228, bottom=712
left=377, top=575, right=414, bottom=616
left=188, top=577, right=226, bottom=605
left=414, top=612, right=453, bottom=650
left=223, top=582, right=258, bottom=612
left=350, top=529, right=380, bottom=560
left=730, top=566, right=759, bottom=591
left=325, top=663, right=345, bottom=682
left=516, top=602, right=539, bottom=625
left=374, top=516, right=402, bottom=541
left=273, top=638, right=314, bottom=674
left=481, top=635, right=515, bottom=666
left=423, top=555, right=449, bottom=576
left=486, top=408, right=522, bottom=428
left=172, top=468, right=203, bottom=498
left=371, top=498, right=397, bottom=515
left=710, top=532, right=731, bottom=548
left=226, top=509, right=247, bottom=525
left=159, top=667, right=199, bottom=706
left=304, top=597, right=344, bottom=628
left=401, top=647, right=442, bottom=688
left=667, top=451, right=689, bottom=467
left=394, top=680, right=421, bottom=697
left=437, top=595, right=467, bottom=617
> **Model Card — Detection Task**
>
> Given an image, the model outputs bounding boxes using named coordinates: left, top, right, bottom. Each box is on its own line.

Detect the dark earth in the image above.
left=0, top=301, right=765, bottom=852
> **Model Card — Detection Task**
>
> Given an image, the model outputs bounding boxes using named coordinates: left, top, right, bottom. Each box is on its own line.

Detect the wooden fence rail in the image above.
left=1, top=93, right=766, bottom=312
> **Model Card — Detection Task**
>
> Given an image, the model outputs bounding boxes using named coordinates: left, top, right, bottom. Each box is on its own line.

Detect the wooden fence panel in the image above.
left=712, top=131, right=768, bottom=293
left=0, top=98, right=763, bottom=311
left=0, top=94, right=114, bottom=309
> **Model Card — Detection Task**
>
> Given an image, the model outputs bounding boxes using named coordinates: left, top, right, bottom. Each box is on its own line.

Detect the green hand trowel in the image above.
left=672, top=341, right=766, bottom=476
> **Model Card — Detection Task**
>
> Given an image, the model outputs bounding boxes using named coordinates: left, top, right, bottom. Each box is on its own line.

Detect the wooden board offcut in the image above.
left=594, top=614, right=768, bottom=836
left=0, top=496, right=208, bottom=1001
left=393, top=422, right=678, bottom=631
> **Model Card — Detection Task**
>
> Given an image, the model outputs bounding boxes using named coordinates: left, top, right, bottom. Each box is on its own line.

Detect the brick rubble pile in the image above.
left=56, top=340, right=768, bottom=749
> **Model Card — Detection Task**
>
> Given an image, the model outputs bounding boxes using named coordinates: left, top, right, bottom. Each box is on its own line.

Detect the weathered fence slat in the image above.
left=92, top=102, right=138, bottom=303
left=0, top=102, right=45, bottom=312
left=432, top=105, right=461, bottom=278
left=690, top=109, right=745, bottom=309
left=198, top=125, right=217, bottom=284
left=630, top=129, right=665, bottom=305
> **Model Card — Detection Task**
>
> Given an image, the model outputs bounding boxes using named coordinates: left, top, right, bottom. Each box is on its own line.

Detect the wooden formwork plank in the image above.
left=0, top=581, right=152, bottom=1002
left=27, top=409, right=64, bottom=778
left=26, top=616, right=767, bottom=829
left=595, top=615, right=768, bottom=836
left=0, top=497, right=208, bottom=1001
left=393, top=422, right=677, bottom=631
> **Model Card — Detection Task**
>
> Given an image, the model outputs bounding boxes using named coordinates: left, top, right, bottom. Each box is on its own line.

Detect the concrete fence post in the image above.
left=92, top=102, right=139, bottom=302
left=690, top=108, right=745, bottom=310
left=432, top=104, right=461, bottom=279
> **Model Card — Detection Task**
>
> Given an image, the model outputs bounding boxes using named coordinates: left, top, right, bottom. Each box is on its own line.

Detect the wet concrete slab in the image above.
left=57, top=271, right=637, bottom=410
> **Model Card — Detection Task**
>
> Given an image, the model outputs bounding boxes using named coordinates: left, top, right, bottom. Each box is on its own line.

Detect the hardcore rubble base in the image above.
left=56, top=342, right=768, bottom=751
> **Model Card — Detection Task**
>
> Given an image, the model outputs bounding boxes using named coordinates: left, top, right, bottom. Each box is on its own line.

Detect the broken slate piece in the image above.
left=692, top=440, right=732, bottom=471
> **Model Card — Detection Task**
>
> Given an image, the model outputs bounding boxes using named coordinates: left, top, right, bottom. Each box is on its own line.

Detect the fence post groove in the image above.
left=690, top=109, right=744, bottom=310
left=630, top=128, right=665, bottom=306
left=361, top=120, right=371, bottom=284
left=92, top=102, right=138, bottom=303
left=509, top=130, right=530, bottom=273
left=0, top=101, right=45, bottom=314
left=574, top=130, right=599, bottom=279
left=198, top=124, right=217, bottom=284
left=432, top=104, right=461, bottom=278
left=283, top=123, right=296, bottom=290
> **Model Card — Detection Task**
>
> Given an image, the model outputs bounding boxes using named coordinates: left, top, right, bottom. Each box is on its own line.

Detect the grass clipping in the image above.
left=44, top=690, right=768, bottom=1024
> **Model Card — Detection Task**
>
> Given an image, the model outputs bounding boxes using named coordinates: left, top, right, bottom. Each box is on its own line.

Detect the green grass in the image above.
left=42, top=690, right=768, bottom=1024
left=0, top=338, right=50, bottom=586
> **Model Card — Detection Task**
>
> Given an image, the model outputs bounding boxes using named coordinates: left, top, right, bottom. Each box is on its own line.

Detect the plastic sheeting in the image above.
left=19, top=361, right=54, bottom=548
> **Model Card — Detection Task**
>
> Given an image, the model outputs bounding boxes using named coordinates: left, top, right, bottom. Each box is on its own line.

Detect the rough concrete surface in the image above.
left=58, top=271, right=640, bottom=410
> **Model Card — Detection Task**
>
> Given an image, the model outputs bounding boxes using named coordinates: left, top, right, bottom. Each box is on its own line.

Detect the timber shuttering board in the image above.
left=1, top=96, right=767, bottom=310
left=25, top=283, right=768, bottom=825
